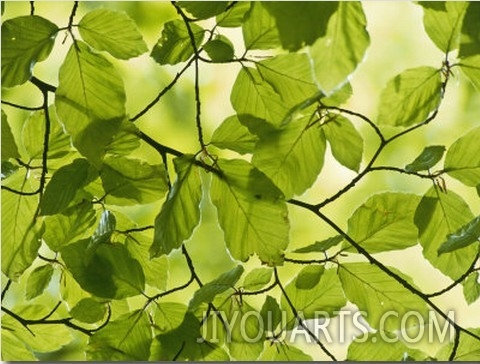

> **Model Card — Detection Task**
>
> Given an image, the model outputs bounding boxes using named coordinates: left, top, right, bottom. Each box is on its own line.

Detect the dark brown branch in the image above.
left=1, top=280, right=12, bottom=301
left=1, top=100, right=43, bottom=111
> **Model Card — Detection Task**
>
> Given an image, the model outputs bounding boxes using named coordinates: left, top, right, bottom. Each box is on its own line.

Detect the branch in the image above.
left=173, top=1, right=206, bottom=149
left=369, top=166, right=441, bottom=179
left=1, top=280, right=12, bottom=301
left=239, top=281, right=278, bottom=296
left=1, top=100, right=43, bottom=111
left=130, top=58, right=195, bottom=122
left=274, top=268, right=337, bottom=361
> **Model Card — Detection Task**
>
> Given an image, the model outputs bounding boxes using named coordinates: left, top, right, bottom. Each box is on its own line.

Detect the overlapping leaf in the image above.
left=210, top=159, right=289, bottom=265
left=55, top=41, right=126, bottom=165
left=211, top=115, right=258, bottom=154
left=242, top=2, right=280, bottom=50
left=405, top=145, right=445, bottom=172
left=1, top=15, right=58, bottom=87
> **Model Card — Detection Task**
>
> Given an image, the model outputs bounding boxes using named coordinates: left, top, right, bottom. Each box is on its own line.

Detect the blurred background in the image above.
left=2, top=1, right=479, bottom=360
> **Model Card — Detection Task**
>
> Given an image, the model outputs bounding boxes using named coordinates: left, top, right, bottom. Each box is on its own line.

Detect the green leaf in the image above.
left=252, top=115, right=326, bottom=199
left=436, top=328, right=480, bottom=360
left=151, top=20, right=204, bottom=65
left=125, top=231, right=168, bottom=290
left=444, top=126, right=480, bottom=186
left=415, top=187, right=478, bottom=280
left=153, top=302, right=188, bottom=334
left=91, top=210, right=116, bottom=245
left=177, top=1, right=229, bottom=19
left=459, top=3, right=480, bottom=58
left=22, top=106, right=72, bottom=160
left=242, top=2, right=280, bottom=50
left=43, top=201, right=97, bottom=251
left=216, top=2, right=250, bottom=27
left=210, top=158, right=290, bottom=265
left=25, top=264, right=54, bottom=300
left=231, top=66, right=289, bottom=127
left=100, top=156, right=168, bottom=205
left=1, top=330, right=37, bottom=361
left=189, top=265, right=243, bottom=310
left=377, top=66, right=442, bottom=127
left=2, top=187, right=43, bottom=280
left=55, top=41, right=126, bottom=166
left=87, top=310, right=152, bottom=360
left=463, top=272, right=480, bottom=305
left=105, top=118, right=141, bottom=157
left=281, top=268, right=345, bottom=328
left=61, top=239, right=145, bottom=299
left=346, top=192, right=420, bottom=253
left=323, top=115, right=363, bottom=172
left=203, top=34, right=234, bottom=62
left=438, top=215, right=480, bottom=254
left=418, top=1, right=468, bottom=53
left=242, top=267, right=272, bottom=291
left=257, top=53, right=320, bottom=109
left=310, top=2, right=369, bottom=93
left=1, top=15, right=58, bottom=87
left=153, top=312, right=228, bottom=361
left=262, top=2, right=338, bottom=52
left=70, top=297, right=107, bottom=324
left=293, top=235, right=343, bottom=254
left=211, top=115, right=259, bottom=154
left=260, top=295, right=283, bottom=332
left=347, top=331, right=427, bottom=361
left=1, top=110, right=20, bottom=160
left=220, top=298, right=265, bottom=360
left=339, top=263, right=428, bottom=331
left=260, top=343, right=312, bottom=361
left=405, top=145, right=446, bottom=172
left=1, top=160, right=18, bottom=179
left=78, top=9, right=147, bottom=59
left=295, top=265, right=324, bottom=290
left=459, top=54, right=480, bottom=90
left=151, top=156, right=202, bottom=257
left=1, top=304, right=73, bottom=353
left=40, top=159, right=97, bottom=216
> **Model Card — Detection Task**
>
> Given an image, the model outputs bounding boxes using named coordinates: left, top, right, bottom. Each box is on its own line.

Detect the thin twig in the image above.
left=1, top=280, right=12, bottom=301
left=1, top=100, right=43, bottom=111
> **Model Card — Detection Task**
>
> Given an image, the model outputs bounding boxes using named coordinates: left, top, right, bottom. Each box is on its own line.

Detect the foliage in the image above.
left=1, top=1, right=480, bottom=361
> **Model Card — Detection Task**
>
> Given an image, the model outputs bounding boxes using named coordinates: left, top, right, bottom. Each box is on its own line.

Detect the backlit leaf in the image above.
left=40, top=159, right=98, bottom=216
left=405, top=145, right=445, bottom=172
left=436, top=328, right=480, bottom=360
left=1, top=15, right=58, bottom=87
left=459, top=2, right=480, bottom=58
left=310, top=1, right=369, bottom=93
left=43, top=201, right=97, bottom=251
left=444, top=127, right=480, bottom=186
left=211, top=115, right=259, bottom=154
left=281, top=268, right=345, bottom=328
left=61, top=239, right=145, bottom=299
left=151, top=20, right=204, bottom=65
left=418, top=1, right=468, bottom=53
left=323, top=114, right=363, bottom=172
left=415, top=186, right=478, bottom=280
left=339, top=263, right=428, bottom=331
left=377, top=66, right=442, bottom=127
left=151, top=156, right=202, bottom=257
left=70, top=297, right=107, bottom=324
left=231, top=66, right=289, bottom=127
left=263, top=2, right=338, bottom=51
left=438, top=215, right=480, bottom=254
left=459, top=55, right=480, bottom=90
left=56, top=41, right=126, bottom=166
left=346, top=192, right=420, bottom=253
left=1, top=110, right=20, bottom=160
left=242, top=267, right=272, bottom=291
left=203, top=35, right=234, bottom=62
left=1, top=330, right=36, bottom=361
left=463, top=272, right=480, bottom=305
left=25, top=264, right=54, bottom=300
left=242, top=2, right=280, bottom=50
left=189, top=265, right=243, bottom=310
left=87, top=310, right=152, bottom=360
left=177, top=1, right=229, bottom=20
left=260, top=295, right=283, bottom=333
left=153, top=302, right=188, bottom=334
left=253, top=115, right=326, bottom=199
left=100, top=156, right=168, bottom=205
left=293, top=235, right=343, bottom=254
left=210, top=159, right=290, bottom=265
left=216, top=2, right=250, bottom=28
left=78, top=9, right=147, bottom=59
